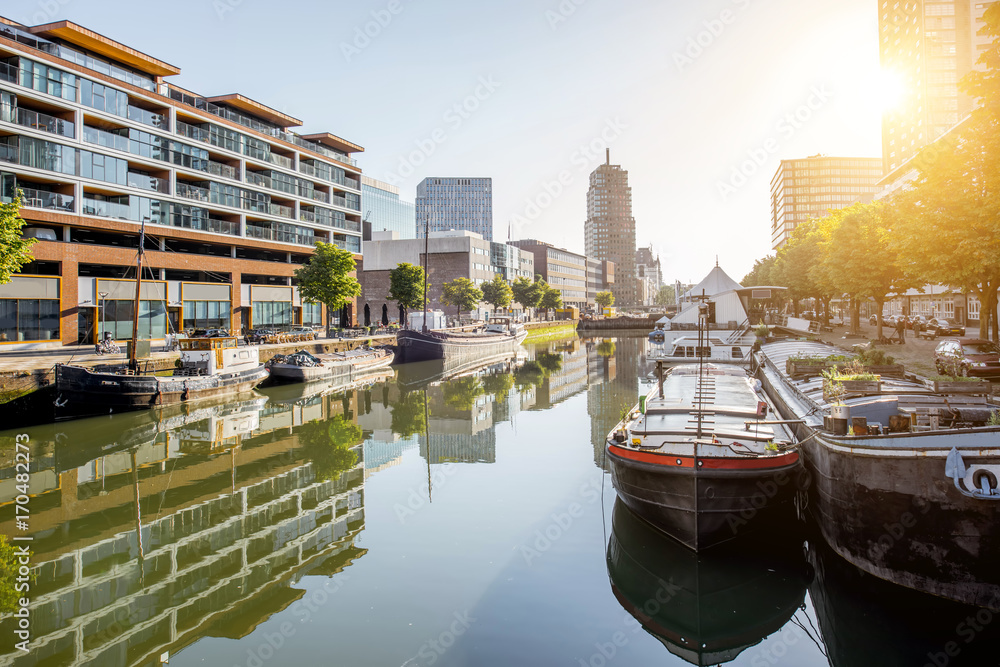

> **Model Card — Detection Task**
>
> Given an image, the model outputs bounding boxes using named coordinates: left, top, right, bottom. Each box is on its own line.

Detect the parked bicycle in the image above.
left=95, top=333, right=121, bottom=355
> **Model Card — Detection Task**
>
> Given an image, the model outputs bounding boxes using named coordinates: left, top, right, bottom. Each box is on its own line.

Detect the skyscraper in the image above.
left=415, top=177, right=493, bottom=240
left=879, top=0, right=997, bottom=173
left=585, top=151, right=636, bottom=306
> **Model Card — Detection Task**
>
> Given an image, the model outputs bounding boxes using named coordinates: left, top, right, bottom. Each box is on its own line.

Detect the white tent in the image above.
left=679, top=265, right=743, bottom=302
left=656, top=316, right=670, bottom=325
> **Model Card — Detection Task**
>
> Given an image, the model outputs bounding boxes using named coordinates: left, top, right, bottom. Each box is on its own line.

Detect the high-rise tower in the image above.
left=415, top=177, right=492, bottom=240
left=879, top=1, right=996, bottom=173
left=585, top=151, right=636, bottom=306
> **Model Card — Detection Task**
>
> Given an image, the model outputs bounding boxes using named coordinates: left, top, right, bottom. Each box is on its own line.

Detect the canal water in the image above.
left=1, top=333, right=997, bottom=666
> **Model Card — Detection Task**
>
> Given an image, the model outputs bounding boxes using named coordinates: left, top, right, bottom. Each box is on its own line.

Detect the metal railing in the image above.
left=269, top=202, right=293, bottom=219
left=311, top=190, right=329, bottom=204
left=267, top=152, right=293, bottom=169
left=176, top=182, right=211, bottom=203
left=127, top=105, right=168, bottom=130
left=0, top=142, right=17, bottom=164
left=246, top=224, right=320, bottom=246
left=18, top=187, right=74, bottom=212
left=127, top=173, right=169, bottom=194
left=10, top=106, right=74, bottom=138
left=82, top=197, right=130, bottom=220
left=205, top=160, right=239, bottom=181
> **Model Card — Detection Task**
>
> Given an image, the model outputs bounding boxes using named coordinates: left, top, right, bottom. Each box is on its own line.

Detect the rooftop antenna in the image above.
left=606, top=148, right=610, bottom=165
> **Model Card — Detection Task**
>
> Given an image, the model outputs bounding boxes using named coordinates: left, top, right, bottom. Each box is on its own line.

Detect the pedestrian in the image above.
left=895, top=316, right=905, bottom=345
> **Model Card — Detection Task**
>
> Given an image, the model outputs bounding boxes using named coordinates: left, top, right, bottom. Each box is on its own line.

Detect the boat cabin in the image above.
left=485, top=316, right=523, bottom=335
left=178, top=337, right=261, bottom=376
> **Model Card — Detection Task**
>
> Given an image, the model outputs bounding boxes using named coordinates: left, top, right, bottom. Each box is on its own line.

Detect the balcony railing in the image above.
left=299, top=209, right=316, bottom=223
left=0, top=62, right=78, bottom=102
left=269, top=202, right=293, bottom=219
left=127, top=105, right=168, bottom=130
left=298, top=161, right=317, bottom=177
left=267, top=152, right=293, bottom=169
left=246, top=224, right=320, bottom=246
left=311, top=190, right=329, bottom=204
left=176, top=182, right=210, bottom=203
left=344, top=176, right=360, bottom=190
left=176, top=120, right=211, bottom=144
left=127, top=172, right=169, bottom=194
left=18, top=186, right=74, bottom=213
left=245, top=171, right=269, bottom=188
left=331, top=194, right=361, bottom=211
left=205, top=160, right=239, bottom=181
left=0, top=142, right=17, bottom=164
left=166, top=215, right=239, bottom=236
left=9, top=107, right=75, bottom=138
left=82, top=197, right=130, bottom=220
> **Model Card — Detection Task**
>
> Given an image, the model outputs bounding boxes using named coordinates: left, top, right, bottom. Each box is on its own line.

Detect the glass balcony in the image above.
left=299, top=209, right=316, bottom=223
left=18, top=186, right=74, bottom=213
left=205, top=160, right=239, bottom=181
left=245, top=171, right=270, bottom=189
left=344, top=176, right=360, bottom=190
left=176, top=120, right=211, bottom=143
left=246, top=224, right=320, bottom=246
left=83, top=125, right=129, bottom=152
left=267, top=152, right=293, bottom=169
left=331, top=194, right=360, bottom=211
left=166, top=214, right=238, bottom=236
left=82, top=197, right=130, bottom=220
left=0, top=142, right=17, bottom=164
left=269, top=202, right=293, bottom=219
left=310, top=190, right=329, bottom=204
left=176, top=182, right=210, bottom=203
left=10, top=107, right=75, bottom=139
left=127, top=172, right=169, bottom=194
left=128, top=105, right=168, bottom=130
left=298, top=161, right=317, bottom=177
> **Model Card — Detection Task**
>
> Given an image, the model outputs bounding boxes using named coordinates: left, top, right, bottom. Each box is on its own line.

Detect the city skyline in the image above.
left=6, top=1, right=886, bottom=283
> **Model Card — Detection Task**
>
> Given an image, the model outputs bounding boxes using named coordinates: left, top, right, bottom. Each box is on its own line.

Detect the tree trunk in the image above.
left=850, top=297, right=861, bottom=335
left=874, top=297, right=884, bottom=341
left=990, top=284, right=999, bottom=343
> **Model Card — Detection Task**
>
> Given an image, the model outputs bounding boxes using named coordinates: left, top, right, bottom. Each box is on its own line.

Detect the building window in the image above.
left=98, top=299, right=167, bottom=340
left=253, top=301, right=293, bottom=330
left=302, top=303, right=323, bottom=327
left=0, top=299, right=60, bottom=342
left=182, top=300, right=230, bottom=330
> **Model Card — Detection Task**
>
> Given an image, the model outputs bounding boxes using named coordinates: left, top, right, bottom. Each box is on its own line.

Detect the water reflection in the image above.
left=606, top=500, right=810, bottom=666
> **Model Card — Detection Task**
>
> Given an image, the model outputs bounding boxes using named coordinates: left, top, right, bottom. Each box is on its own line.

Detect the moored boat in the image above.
left=756, top=339, right=1000, bottom=609
left=605, top=360, right=801, bottom=550
left=267, top=347, right=394, bottom=383
left=396, top=316, right=527, bottom=364
left=648, top=332, right=755, bottom=365
left=56, top=337, right=268, bottom=414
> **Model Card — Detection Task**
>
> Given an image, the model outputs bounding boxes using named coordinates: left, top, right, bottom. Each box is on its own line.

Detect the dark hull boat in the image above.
left=758, top=339, right=1000, bottom=609
left=56, top=337, right=268, bottom=416
left=397, top=317, right=527, bottom=364
left=606, top=362, right=801, bottom=550
left=606, top=500, right=808, bottom=666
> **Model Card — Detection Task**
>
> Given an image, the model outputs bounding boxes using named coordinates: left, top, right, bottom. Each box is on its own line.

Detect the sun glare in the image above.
left=870, top=69, right=907, bottom=113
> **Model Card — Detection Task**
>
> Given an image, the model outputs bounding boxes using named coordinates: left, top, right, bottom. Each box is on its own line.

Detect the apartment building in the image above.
left=508, top=239, right=590, bottom=311
left=585, top=151, right=636, bottom=306
left=362, top=175, right=415, bottom=240
left=0, top=18, right=364, bottom=348
left=416, top=177, right=493, bottom=241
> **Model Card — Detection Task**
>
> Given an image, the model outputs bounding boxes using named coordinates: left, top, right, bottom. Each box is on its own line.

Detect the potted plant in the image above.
left=754, top=322, right=770, bottom=343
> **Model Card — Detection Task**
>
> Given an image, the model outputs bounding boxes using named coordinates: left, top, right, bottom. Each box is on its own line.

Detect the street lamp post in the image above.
left=98, top=291, right=109, bottom=342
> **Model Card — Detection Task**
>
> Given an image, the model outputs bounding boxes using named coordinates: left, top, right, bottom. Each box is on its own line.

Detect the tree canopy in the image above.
left=539, top=284, right=563, bottom=316
left=480, top=274, right=513, bottom=311
left=293, top=242, right=361, bottom=336
left=0, top=193, right=36, bottom=285
left=595, top=290, right=614, bottom=309
left=741, top=255, right=777, bottom=287
left=388, top=263, right=428, bottom=314
left=511, top=275, right=543, bottom=311
left=654, top=285, right=675, bottom=307
left=441, top=277, right=483, bottom=317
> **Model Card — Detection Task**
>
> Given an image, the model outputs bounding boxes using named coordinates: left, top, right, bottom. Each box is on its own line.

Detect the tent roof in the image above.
left=656, top=316, right=671, bottom=324
left=680, top=265, right=743, bottom=301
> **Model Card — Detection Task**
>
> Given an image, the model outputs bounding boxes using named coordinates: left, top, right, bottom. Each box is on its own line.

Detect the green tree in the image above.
left=389, top=262, right=428, bottom=324
left=742, top=255, right=777, bottom=287
left=441, top=277, right=483, bottom=319
left=480, top=274, right=513, bottom=312
left=511, top=276, right=542, bottom=316
left=442, top=376, right=484, bottom=412
left=0, top=192, right=36, bottom=285
left=597, top=340, right=616, bottom=357
left=293, top=242, right=362, bottom=337
left=536, top=351, right=563, bottom=373
left=513, top=360, right=546, bottom=391
left=816, top=201, right=918, bottom=338
left=892, top=3, right=1000, bottom=341
left=773, top=219, right=835, bottom=318
left=654, top=285, right=675, bottom=307
left=539, top=285, right=562, bottom=320
left=595, top=290, right=615, bottom=311
left=298, top=415, right=362, bottom=482
left=482, top=371, right=514, bottom=402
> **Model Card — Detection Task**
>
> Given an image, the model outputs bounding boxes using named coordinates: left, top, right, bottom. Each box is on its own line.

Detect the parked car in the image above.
left=869, top=314, right=894, bottom=326
left=248, top=328, right=276, bottom=344
left=288, top=327, right=317, bottom=340
left=934, top=338, right=1000, bottom=377
left=908, top=315, right=929, bottom=331
left=919, top=318, right=966, bottom=339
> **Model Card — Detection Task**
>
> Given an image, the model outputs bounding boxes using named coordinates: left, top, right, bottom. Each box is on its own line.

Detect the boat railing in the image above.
left=757, top=349, right=825, bottom=414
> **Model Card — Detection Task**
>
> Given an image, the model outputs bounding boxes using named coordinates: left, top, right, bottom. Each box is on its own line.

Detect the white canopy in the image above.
left=680, top=265, right=743, bottom=302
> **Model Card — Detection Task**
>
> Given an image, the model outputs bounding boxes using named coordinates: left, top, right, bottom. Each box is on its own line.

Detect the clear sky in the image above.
left=13, top=0, right=882, bottom=284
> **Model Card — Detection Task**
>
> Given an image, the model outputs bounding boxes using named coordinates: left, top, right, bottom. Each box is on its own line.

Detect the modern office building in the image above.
left=415, top=177, right=492, bottom=240
left=361, top=175, right=415, bottom=240
left=769, top=155, right=883, bottom=249
left=0, top=17, right=364, bottom=348
left=359, top=230, right=533, bottom=324
left=879, top=0, right=996, bottom=173
left=585, top=151, right=636, bottom=306
left=508, top=239, right=589, bottom=311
